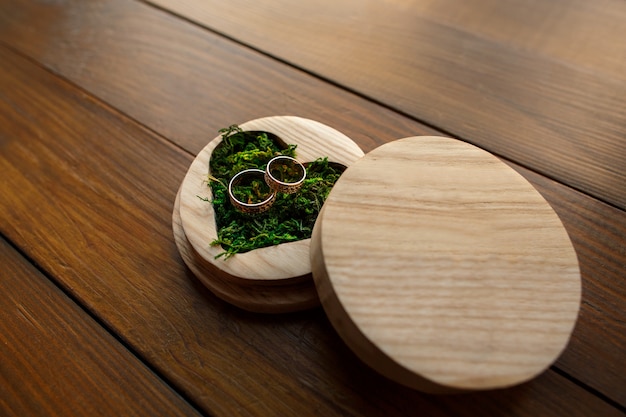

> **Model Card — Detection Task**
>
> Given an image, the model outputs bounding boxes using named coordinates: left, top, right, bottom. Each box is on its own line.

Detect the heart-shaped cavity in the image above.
left=206, top=126, right=346, bottom=258
left=175, top=116, right=364, bottom=312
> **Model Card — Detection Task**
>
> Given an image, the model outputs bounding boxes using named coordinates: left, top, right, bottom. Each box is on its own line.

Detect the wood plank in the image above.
left=0, top=0, right=619, bottom=403
left=0, top=2, right=624, bottom=413
left=517, top=166, right=626, bottom=405
left=148, top=0, right=626, bottom=81
left=1, top=41, right=624, bottom=417
left=0, top=0, right=414, bottom=157
left=384, top=0, right=626, bottom=81
left=0, top=238, right=202, bottom=417
left=136, top=0, right=625, bottom=210
left=2, top=0, right=625, bottom=211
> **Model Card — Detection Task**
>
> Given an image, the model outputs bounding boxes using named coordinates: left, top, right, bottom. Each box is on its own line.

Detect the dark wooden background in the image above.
left=0, top=0, right=624, bottom=416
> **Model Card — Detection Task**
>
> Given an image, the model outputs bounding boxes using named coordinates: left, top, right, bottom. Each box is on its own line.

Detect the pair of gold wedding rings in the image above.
left=228, top=156, right=306, bottom=214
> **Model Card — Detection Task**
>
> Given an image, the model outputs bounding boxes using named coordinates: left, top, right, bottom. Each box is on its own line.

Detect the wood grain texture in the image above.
left=312, top=136, right=581, bottom=392
left=149, top=0, right=626, bottom=81
left=0, top=0, right=421, bottom=157
left=512, top=165, right=626, bottom=407
left=0, top=0, right=625, bottom=413
left=0, top=238, right=201, bottom=417
left=145, top=0, right=626, bottom=210
left=399, top=0, right=626, bottom=81
left=1, top=40, right=624, bottom=417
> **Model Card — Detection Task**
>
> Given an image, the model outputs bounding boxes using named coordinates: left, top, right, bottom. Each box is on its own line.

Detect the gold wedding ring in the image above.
left=228, top=169, right=276, bottom=214
left=264, top=156, right=306, bottom=194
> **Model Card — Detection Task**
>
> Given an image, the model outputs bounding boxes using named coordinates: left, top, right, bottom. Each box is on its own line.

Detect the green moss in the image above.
left=203, top=125, right=344, bottom=259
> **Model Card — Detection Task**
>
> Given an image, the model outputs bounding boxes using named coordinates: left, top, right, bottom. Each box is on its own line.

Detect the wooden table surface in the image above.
left=1, top=0, right=624, bottom=416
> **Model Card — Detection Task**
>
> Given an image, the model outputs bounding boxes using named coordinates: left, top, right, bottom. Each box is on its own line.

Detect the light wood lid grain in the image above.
left=311, top=136, right=581, bottom=392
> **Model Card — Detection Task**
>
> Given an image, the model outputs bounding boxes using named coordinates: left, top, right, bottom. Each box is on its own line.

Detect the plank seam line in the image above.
left=0, top=41, right=195, bottom=161
left=0, top=38, right=624, bottom=413
left=3, top=225, right=625, bottom=415
left=550, top=365, right=626, bottom=414
left=138, top=0, right=625, bottom=214
left=0, top=44, right=213, bottom=417
left=0, top=231, right=212, bottom=417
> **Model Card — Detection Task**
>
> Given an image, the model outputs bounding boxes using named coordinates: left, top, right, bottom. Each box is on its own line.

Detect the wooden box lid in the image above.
left=309, top=136, right=581, bottom=393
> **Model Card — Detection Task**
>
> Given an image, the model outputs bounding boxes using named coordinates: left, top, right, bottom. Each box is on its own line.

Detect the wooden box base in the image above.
left=173, top=116, right=364, bottom=313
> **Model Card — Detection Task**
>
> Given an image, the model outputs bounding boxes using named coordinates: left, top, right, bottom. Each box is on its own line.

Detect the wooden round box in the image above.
left=173, top=117, right=581, bottom=393
left=173, top=116, right=364, bottom=313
